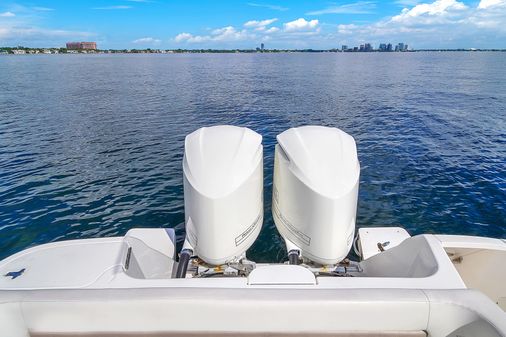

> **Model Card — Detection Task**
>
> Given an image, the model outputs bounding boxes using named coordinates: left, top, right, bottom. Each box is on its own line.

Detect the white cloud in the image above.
left=174, top=33, right=195, bottom=42
left=0, top=26, right=93, bottom=40
left=283, top=18, right=319, bottom=32
left=247, top=3, right=288, bottom=11
left=33, top=7, right=55, bottom=11
left=470, top=0, right=506, bottom=30
left=174, top=26, right=255, bottom=44
left=307, top=2, right=376, bottom=15
left=211, top=26, right=245, bottom=40
left=244, top=18, right=277, bottom=28
left=391, top=0, right=467, bottom=24
left=132, top=37, right=161, bottom=45
left=265, top=27, right=280, bottom=33
left=92, top=6, right=132, bottom=10
left=174, top=33, right=211, bottom=43
left=395, top=0, right=424, bottom=6
left=0, top=11, right=16, bottom=17
left=478, top=0, right=506, bottom=9
left=338, top=24, right=359, bottom=35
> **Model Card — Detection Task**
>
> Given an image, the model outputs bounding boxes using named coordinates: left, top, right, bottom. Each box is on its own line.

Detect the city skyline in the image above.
left=0, top=0, right=505, bottom=50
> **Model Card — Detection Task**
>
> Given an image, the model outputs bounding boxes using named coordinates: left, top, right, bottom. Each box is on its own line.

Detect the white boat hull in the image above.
left=0, top=228, right=505, bottom=336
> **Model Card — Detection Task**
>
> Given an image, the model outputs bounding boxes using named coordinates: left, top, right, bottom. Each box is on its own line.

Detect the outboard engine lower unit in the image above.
left=182, top=125, right=263, bottom=266
left=273, top=126, right=360, bottom=265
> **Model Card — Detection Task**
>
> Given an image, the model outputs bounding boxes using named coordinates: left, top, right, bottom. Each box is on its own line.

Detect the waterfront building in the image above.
left=337, top=42, right=403, bottom=52
left=261, top=43, right=264, bottom=50
left=66, top=42, right=97, bottom=50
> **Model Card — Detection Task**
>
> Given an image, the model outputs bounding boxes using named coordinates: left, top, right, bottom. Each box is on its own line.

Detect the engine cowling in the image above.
left=183, top=125, right=263, bottom=265
left=272, top=126, right=360, bottom=265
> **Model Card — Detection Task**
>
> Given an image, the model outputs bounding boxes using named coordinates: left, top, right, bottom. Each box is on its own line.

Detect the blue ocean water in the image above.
left=0, top=52, right=505, bottom=262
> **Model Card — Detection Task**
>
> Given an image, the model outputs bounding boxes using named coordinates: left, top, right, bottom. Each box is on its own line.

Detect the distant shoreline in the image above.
left=1, top=47, right=505, bottom=55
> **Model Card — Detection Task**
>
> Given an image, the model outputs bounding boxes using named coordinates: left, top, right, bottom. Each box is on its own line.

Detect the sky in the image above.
left=1, top=0, right=505, bottom=49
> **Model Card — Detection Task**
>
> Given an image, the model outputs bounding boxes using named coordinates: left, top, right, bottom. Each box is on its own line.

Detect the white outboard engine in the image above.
left=178, top=125, right=263, bottom=273
left=272, top=126, right=360, bottom=265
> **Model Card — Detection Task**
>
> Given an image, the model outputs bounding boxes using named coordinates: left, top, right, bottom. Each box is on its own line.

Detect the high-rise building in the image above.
left=364, top=43, right=372, bottom=52
left=66, top=42, right=97, bottom=50
left=260, top=43, right=265, bottom=50
left=341, top=45, right=348, bottom=52
left=379, top=43, right=387, bottom=51
left=397, top=43, right=404, bottom=52
left=387, top=43, right=393, bottom=51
